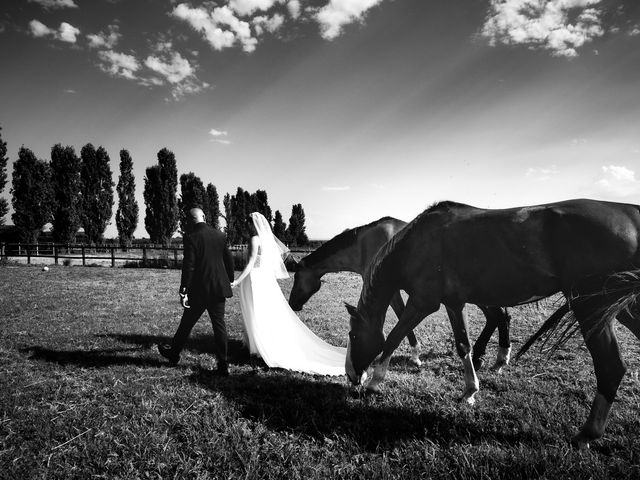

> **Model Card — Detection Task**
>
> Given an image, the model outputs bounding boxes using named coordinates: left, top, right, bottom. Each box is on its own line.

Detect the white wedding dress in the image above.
left=237, top=216, right=346, bottom=376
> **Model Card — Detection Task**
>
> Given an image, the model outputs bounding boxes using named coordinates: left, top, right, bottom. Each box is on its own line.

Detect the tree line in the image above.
left=0, top=126, right=309, bottom=247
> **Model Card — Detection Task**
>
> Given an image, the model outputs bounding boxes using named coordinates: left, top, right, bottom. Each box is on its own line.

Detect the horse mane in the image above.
left=302, top=216, right=402, bottom=267
left=359, top=202, right=465, bottom=311
left=425, top=200, right=468, bottom=213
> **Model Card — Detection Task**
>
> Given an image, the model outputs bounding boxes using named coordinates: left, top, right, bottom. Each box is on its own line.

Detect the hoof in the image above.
left=459, top=395, right=476, bottom=406
left=365, top=374, right=382, bottom=395
left=458, top=390, right=478, bottom=405
left=492, top=347, right=511, bottom=373
left=472, top=356, right=485, bottom=371
left=365, top=385, right=383, bottom=397
left=570, top=433, right=591, bottom=451
left=490, top=361, right=506, bottom=374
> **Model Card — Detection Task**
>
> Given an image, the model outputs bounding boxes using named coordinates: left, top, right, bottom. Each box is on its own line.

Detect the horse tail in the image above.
left=580, top=269, right=640, bottom=338
left=516, top=301, right=571, bottom=360
left=517, top=269, right=640, bottom=360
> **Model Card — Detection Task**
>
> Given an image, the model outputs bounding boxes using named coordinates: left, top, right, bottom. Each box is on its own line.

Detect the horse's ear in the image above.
left=344, top=302, right=359, bottom=319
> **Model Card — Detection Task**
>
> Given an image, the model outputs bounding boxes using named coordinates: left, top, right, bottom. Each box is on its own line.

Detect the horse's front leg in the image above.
left=446, top=304, right=479, bottom=405
left=389, top=291, right=421, bottom=367
left=366, top=299, right=435, bottom=393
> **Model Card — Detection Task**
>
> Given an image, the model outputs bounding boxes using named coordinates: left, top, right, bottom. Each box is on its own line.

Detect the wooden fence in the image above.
left=0, top=243, right=313, bottom=268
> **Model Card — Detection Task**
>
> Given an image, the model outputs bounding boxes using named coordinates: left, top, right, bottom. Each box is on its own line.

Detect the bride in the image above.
left=231, top=212, right=346, bottom=376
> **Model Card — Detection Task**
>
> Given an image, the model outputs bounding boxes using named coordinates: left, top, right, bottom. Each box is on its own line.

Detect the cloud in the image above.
left=229, top=0, right=282, bottom=17
left=87, top=25, right=121, bottom=49
left=172, top=3, right=259, bottom=53
left=482, top=0, right=605, bottom=57
left=209, top=128, right=228, bottom=137
left=287, top=0, right=301, bottom=19
left=526, top=165, right=559, bottom=181
left=29, top=19, right=55, bottom=38
left=93, top=41, right=209, bottom=100
left=209, top=129, right=231, bottom=145
left=314, top=0, right=384, bottom=40
left=169, top=77, right=211, bottom=101
left=169, top=0, right=396, bottom=51
left=597, top=165, right=635, bottom=184
left=144, top=46, right=210, bottom=100
left=594, top=165, right=640, bottom=197
left=145, top=51, right=194, bottom=84
left=63, top=88, right=76, bottom=94
left=322, top=186, right=351, bottom=191
left=29, top=19, right=80, bottom=43
left=58, top=22, right=80, bottom=43
left=28, top=0, right=78, bottom=9
left=97, top=50, right=141, bottom=80
left=253, top=13, right=285, bottom=36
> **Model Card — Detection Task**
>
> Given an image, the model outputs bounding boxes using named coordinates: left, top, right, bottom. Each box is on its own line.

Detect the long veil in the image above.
left=251, top=212, right=290, bottom=279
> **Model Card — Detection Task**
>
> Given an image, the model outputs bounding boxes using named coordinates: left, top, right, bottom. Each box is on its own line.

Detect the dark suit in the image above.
left=171, top=222, right=235, bottom=365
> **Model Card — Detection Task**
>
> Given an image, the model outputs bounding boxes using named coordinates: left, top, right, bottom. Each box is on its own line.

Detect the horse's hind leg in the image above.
left=474, top=306, right=511, bottom=372
left=390, top=291, right=421, bottom=367
left=472, top=305, right=495, bottom=371
left=618, top=308, right=640, bottom=341
left=572, top=301, right=627, bottom=449
left=446, top=304, right=479, bottom=405
left=493, top=308, right=512, bottom=373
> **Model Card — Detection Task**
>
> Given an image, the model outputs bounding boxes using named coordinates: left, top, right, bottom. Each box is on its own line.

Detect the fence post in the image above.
left=142, top=247, right=147, bottom=267
left=111, top=247, right=115, bottom=268
left=81, top=245, right=86, bottom=266
left=27, top=246, right=31, bottom=265
left=174, top=248, right=178, bottom=268
left=54, top=245, right=59, bottom=265
left=18, top=243, right=21, bottom=256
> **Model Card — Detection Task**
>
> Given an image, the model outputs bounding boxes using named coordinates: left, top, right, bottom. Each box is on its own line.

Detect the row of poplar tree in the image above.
left=0, top=126, right=309, bottom=247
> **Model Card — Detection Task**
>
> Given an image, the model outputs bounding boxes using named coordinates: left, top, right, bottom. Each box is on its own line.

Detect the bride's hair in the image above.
left=246, top=217, right=258, bottom=237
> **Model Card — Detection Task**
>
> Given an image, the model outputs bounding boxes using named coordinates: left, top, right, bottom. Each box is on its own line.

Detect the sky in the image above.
left=1, top=0, right=640, bottom=240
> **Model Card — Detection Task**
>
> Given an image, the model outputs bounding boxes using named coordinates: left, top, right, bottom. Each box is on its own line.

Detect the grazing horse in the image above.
left=288, top=216, right=512, bottom=370
left=345, top=199, right=640, bottom=448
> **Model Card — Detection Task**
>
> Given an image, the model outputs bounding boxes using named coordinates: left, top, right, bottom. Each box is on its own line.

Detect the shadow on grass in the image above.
left=22, top=345, right=166, bottom=368
left=23, top=335, right=252, bottom=369
left=388, top=348, right=449, bottom=369
left=187, top=366, right=548, bottom=451
left=102, top=333, right=251, bottom=364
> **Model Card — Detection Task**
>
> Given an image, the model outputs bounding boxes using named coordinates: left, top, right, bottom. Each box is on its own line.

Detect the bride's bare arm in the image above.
left=231, top=236, right=260, bottom=287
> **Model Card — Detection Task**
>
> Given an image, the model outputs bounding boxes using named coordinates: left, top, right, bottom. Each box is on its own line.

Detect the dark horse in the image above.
left=345, top=199, right=640, bottom=448
left=288, top=216, right=512, bottom=370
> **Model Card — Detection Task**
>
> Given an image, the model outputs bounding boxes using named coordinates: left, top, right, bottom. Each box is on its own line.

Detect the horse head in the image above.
left=288, top=262, right=322, bottom=311
left=344, top=302, right=385, bottom=385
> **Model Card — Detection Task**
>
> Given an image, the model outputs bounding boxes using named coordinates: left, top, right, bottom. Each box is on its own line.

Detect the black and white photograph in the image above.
left=1, top=0, right=640, bottom=478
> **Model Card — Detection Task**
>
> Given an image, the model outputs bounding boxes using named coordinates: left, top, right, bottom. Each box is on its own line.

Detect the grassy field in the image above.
left=1, top=263, right=640, bottom=479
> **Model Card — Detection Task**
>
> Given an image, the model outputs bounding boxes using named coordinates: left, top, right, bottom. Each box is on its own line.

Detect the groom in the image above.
left=158, top=207, right=235, bottom=375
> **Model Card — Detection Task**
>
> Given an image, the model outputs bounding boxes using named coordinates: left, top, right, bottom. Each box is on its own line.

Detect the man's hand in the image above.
left=180, top=293, right=190, bottom=309
left=230, top=280, right=238, bottom=288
